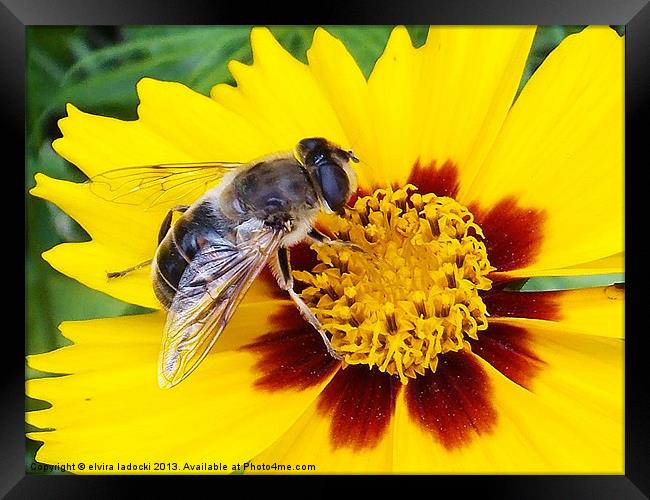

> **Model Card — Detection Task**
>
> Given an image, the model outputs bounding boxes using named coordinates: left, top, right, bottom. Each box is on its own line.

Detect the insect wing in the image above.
left=158, top=222, right=283, bottom=388
left=87, top=162, right=243, bottom=210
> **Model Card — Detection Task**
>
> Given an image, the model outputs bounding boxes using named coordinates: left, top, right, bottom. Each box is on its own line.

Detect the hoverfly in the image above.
left=91, top=138, right=359, bottom=388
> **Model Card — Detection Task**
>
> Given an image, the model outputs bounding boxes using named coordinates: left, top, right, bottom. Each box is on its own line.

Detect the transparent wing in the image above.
left=87, top=162, right=244, bottom=210
left=158, top=221, right=284, bottom=388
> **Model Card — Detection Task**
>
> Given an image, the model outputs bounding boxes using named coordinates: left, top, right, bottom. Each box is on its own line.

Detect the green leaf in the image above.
left=521, top=273, right=625, bottom=292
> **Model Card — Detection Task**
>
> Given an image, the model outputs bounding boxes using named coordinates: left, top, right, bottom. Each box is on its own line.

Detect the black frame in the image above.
left=11, top=0, right=647, bottom=496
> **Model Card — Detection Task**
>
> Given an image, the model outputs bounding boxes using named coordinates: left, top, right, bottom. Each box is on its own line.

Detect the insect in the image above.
left=91, top=138, right=360, bottom=388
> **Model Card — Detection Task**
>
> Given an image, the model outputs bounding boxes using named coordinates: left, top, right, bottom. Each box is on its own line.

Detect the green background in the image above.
left=26, top=25, right=624, bottom=470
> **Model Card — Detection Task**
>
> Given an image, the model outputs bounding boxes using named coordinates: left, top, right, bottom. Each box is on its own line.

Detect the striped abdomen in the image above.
left=152, top=200, right=233, bottom=309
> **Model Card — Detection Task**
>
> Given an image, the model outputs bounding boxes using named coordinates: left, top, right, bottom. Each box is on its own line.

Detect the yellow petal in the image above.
left=42, top=241, right=159, bottom=309
left=491, top=320, right=623, bottom=469
left=253, top=367, right=396, bottom=473
left=27, top=303, right=335, bottom=474
left=523, top=252, right=624, bottom=277
left=31, top=174, right=160, bottom=256
left=484, top=285, right=624, bottom=339
left=417, top=26, right=536, bottom=198
left=366, top=26, right=422, bottom=186
left=136, top=77, right=274, bottom=162
left=31, top=174, right=161, bottom=308
left=543, top=286, right=624, bottom=338
left=53, top=103, right=193, bottom=179
left=52, top=77, right=283, bottom=182
left=210, top=27, right=348, bottom=153
left=394, top=325, right=623, bottom=473
left=465, top=27, right=624, bottom=275
left=41, top=242, right=281, bottom=312
left=306, top=28, right=378, bottom=190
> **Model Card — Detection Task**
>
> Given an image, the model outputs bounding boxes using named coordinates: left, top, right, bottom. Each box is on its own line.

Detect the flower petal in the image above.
left=394, top=324, right=623, bottom=472
left=416, top=26, right=536, bottom=196
left=210, top=27, right=348, bottom=153
left=470, top=195, right=547, bottom=276
left=364, top=27, right=422, bottom=187
left=252, top=366, right=398, bottom=473
left=306, top=28, right=378, bottom=190
left=27, top=304, right=333, bottom=473
left=42, top=241, right=158, bottom=309
left=52, top=103, right=192, bottom=179
left=31, top=174, right=161, bottom=254
left=238, top=304, right=340, bottom=391
left=136, top=77, right=274, bottom=162
left=464, top=27, right=624, bottom=275
left=468, top=321, right=545, bottom=391
left=51, top=77, right=282, bottom=179
left=483, top=285, right=624, bottom=339
left=479, top=320, right=623, bottom=469
left=31, top=174, right=161, bottom=308
left=522, top=252, right=624, bottom=277
left=401, top=351, right=498, bottom=453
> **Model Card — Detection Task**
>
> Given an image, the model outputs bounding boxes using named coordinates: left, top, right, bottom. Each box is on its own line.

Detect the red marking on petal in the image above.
left=288, top=242, right=320, bottom=294
left=357, top=160, right=460, bottom=198
left=469, top=322, right=546, bottom=390
left=242, top=305, right=339, bottom=391
left=470, top=196, right=547, bottom=274
left=405, top=350, right=497, bottom=450
left=288, top=241, right=319, bottom=272
left=317, top=367, right=400, bottom=451
left=483, top=289, right=562, bottom=321
left=405, top=160, right=460, bottom=198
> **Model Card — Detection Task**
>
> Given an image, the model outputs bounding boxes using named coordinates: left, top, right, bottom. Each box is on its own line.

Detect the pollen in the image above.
left=294, top=185, right=495, bottom=384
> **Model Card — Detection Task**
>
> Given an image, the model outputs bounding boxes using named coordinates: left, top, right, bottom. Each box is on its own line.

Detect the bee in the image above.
left=91, top=138, right=359, bottom=388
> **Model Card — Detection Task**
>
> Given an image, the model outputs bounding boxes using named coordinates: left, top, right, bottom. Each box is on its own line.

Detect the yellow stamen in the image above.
left=296, top=185, right=495, bottom=384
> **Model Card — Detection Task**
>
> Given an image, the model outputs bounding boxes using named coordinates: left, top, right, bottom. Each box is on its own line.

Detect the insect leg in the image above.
left=107, top=259, right=152, bottom=279
left=273, top=244, right=293, bottom=290
left=158, top=204, right=190, bottom=244
left=306, top=227, right=363, bottom=252
left=274, top=247, right=342, bottom=360
left=107, top=205, right=190, bottom=279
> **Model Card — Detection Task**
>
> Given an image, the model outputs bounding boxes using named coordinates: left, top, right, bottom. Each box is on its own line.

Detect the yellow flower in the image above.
left=28, top=26, right=624, bottom=474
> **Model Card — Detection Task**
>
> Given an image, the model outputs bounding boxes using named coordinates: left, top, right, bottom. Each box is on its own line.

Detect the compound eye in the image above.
left=299, top=138, right=326, bottom=152
left=318, top=162, right=350, bottom=212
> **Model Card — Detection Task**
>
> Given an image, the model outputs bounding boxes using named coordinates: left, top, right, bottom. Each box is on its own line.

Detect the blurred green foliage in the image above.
left=26, top=25, right=624, bottom=444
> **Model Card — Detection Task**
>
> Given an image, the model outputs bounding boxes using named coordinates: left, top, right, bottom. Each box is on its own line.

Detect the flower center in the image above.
left=294, top=185, right=495, bottom=384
